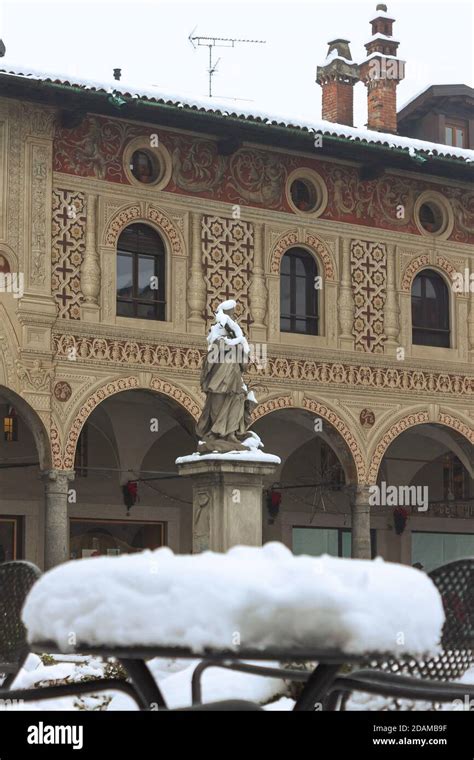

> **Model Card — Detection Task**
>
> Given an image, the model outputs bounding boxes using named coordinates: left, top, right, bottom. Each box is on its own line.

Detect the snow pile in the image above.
left=176, top=448, right=281, bottom=464
left=8, top=654, right=285, bottom=711
left=23, top=543, right=444, bottom=657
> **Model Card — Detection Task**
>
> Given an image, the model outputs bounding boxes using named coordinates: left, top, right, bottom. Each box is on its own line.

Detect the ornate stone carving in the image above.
left=252, top=395, right=293, bottom=421
left=351, top=240, right=387, bottom=353
left=103, top=202, right=185, bottom=255
left=400, top=254, right=457, bottom=292
left=15, top=359, right=54, bottom=391
left=53, top=114, right=474, bottom=241
left=469, top=289, right=474, bottom=352
left=30, top=144, right=51, bottom=286
left=360, top=409, right=376, bottom=428
left=367, top=411, right=431, bottom=483
left=104, top=204, right=141, bottom=246
left=52, top=332, right=474, bottom=396
left=269, top=231, right=298, bottom=273
left=438, top=412, right=474, bottom=444
left=50, top=419, right=63, bottom=469
left=0, top=332, right=17, bottom=388
left=53, top=381, right=72, bottom=402
left=269, top=230, right=335, bottom=279
left=202, top=215, right=254, bottom=330
left=303, top=397, right=366, bottom=484
left=150, top=377, right=201, bottom=420
left=63, top=376, right=140, bottom=468
left=51, top=188, right=86, bottom=318
left=304, top=233, right=336, bottom=279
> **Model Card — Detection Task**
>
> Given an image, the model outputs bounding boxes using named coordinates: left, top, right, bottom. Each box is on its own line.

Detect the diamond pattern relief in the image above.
left=202, top=215, right=254, bottom=330
left=51, top=189, right=86, bottom=319
left=351, top=240, right=387, bottom=353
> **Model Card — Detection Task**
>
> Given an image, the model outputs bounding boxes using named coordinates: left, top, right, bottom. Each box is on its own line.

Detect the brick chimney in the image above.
left=316, top=39, right=359, bottom=126
left=359, top=4, right=405, bottom=133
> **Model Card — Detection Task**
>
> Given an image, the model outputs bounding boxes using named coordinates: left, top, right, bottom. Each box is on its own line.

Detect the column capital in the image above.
left=41, top=469, right=75, bottom=487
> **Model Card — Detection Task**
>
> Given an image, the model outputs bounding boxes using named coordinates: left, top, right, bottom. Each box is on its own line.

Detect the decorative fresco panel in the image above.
left=53, top=115, right=474, bottom=242
left=51, top=189, right=86, bottom=319
left=351, top=241, right=387, bottom=353
left=201, top=215, right=254, bottom=330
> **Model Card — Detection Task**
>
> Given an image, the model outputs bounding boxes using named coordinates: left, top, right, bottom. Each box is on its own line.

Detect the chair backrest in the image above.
left=340, top=558, right=474, bottom=710
left=425, top=557, right=474, bottom=679
left=0, top=561, right=42, bottom=673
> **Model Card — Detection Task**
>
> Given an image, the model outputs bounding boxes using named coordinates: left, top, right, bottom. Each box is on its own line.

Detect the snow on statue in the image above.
left=196, top=299, right=260, bottom=454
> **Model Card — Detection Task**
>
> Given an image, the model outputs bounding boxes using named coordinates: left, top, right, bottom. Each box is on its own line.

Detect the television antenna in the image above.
left=188, top=29, right=266, bottom=97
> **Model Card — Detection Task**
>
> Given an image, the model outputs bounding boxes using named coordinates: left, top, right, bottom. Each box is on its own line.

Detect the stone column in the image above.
left=177, top=458, right=279, bottom=553
left=249, top=224, right=268, bottom=342
left=468, top=286, right=474, bottom=362
left=384, top=244, right=400, bottom=354
left=42, top=469, right=75, bottom=569
left=351, top=485, right=372, bottom=559
left=338, top=238, right=355, bottom=350
left=187, top=212, right=207, bottom=334
left=81, top=194, right=101, bottom=322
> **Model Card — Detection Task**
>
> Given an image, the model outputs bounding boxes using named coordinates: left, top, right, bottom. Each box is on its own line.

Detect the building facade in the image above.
left=0, top=6, right=472, bottom=571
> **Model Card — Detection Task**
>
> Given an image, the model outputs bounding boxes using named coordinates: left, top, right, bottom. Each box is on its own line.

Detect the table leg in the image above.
left=120, top=658, right=167, bottom=710
left=293, top=664, right=341, bottom=711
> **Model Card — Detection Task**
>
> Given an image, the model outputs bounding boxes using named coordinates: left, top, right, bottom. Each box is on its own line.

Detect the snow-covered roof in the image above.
left=0, top=63, right=473, bottom=164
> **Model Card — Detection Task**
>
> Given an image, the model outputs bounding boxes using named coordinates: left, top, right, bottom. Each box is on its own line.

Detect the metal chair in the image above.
left=331, top=557, right=474, bottom=710
left=0, top=561, right=147, bottom=708
left=0, top=560, right=42, bottom=688
left=189, top=558, right=474, bottom=711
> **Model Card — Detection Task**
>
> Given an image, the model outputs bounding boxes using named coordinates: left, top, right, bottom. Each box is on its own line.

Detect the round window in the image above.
left=418, top=201, right=444, bottom=234
left=130, top=149, right=160, bottom=184
left=290, top=178, right=319, bottom=213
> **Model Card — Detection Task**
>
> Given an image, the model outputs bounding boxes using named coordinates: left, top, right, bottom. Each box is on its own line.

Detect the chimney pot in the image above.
left=316, top=40, right=359, bottom=126
left=113, top=68, right=122, bottom=81
left=360, top=5, right=404, bottom=132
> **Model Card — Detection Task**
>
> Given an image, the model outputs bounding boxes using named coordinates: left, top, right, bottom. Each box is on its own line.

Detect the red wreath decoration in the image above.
left=122, top=481, right=138, bottom=512
left=267, top=489, right=282, bottom=522
left=393, top=506, right=409, bottom=535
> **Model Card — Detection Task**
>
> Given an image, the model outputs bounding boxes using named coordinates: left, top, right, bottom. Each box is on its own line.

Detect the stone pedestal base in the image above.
left=177, top=457, right=279, bottom=553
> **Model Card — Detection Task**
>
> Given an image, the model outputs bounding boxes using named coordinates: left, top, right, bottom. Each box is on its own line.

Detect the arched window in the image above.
left=411, top=269, right=450, bottom=347
left=116, top=224, right=165, bottom=320
left=280, top=247, right=318, bottom=335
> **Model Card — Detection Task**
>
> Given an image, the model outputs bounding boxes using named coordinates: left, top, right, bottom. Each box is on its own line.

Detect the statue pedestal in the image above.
left=176, top=455, right=279, bottom=553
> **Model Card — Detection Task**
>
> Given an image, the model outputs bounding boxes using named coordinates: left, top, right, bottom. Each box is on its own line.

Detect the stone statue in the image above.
left=196, top=299, right=258, bottom=454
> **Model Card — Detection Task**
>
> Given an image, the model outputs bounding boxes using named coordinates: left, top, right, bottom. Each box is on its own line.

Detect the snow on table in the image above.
left=22, top=542, right=444, bottom=657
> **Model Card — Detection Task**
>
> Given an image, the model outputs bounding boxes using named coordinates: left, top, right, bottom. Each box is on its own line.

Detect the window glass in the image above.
left=130, top=150, right=159, bottom=184
left=138, top=255, right=155, bottom=298
left=117, top=252, right=133, bottom=296
left=70, top=519, right=165, bottom=559
left=116, top=224, right=165, bottom=321
left=412, top=532, right=474, bottom=573
left=293, top=527, right=339, bottom=557
left=412, top=269, right=450, bottom=347
left=280, top=248, right=318, bottom=335
left=0, top=518, right=21, bottom=561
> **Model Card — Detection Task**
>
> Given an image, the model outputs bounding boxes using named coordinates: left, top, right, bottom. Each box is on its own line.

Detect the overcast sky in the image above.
left=1, top=0, right=472, bottom=128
